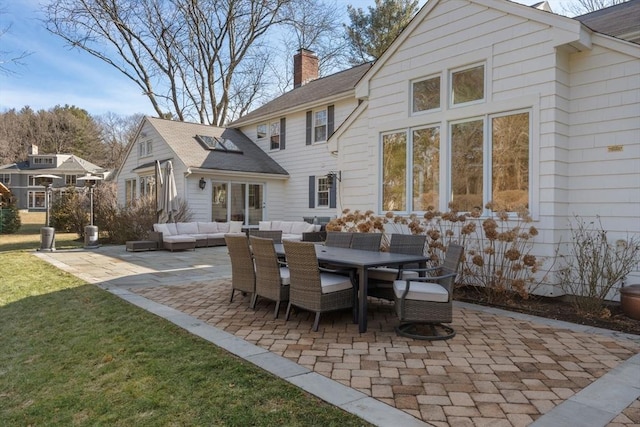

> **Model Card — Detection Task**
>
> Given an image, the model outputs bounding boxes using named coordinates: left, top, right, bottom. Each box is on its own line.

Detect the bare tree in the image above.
left=563, top=0, right=629, bottom=16
left=44, top=0, right=294, bottom=126
left=0, top=3, right=31, bottom=75
left=95, top=112, right=143, bottom=170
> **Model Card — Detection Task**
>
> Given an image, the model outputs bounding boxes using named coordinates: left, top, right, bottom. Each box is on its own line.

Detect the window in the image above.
left=27, top=191, right=45, bottom=208
left=381, top=131, right=407, bottom=212
left=317, top=177, right=330, bottom=207
left=269, top=121, right=280, bottom=150
left=314, top=110, right=327, bottom=142
left=491, top=112, right=530, bottom=211
left=33, top=157, right=54, bottom=165
left=380, top=111, right=530, bottom=214
left=257, top=124, right=267, bottom=140
left=412, top=76, right=440, bottom=113
left=140, top=176, right=154, bottom=197
left=451, top=64, right=484, bottom=105
left=0, top=174, right=10, bottom=184
left=65, top=175, right=77, bottom=186
left=29, top=175, right=37, bottom=186
left=125, top=179, right=136, bottom=205
left=412, top=126, right=440, bottom=211
left=451, top=119, right=484, bottom=212
left=138, top=140, right=152, bottom=157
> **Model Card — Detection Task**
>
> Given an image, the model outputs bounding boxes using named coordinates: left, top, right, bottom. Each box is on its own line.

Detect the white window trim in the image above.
left=449, top=63, right=486, bottom=109
left=269, top=121, right=280, bottom=151
left=316, top=176, right=330, bottom=208
left=410, top=74, right=442, bottom=116
left=256, top=123, right=267, bottom=140
left=313, top=109, right=328, bottom=144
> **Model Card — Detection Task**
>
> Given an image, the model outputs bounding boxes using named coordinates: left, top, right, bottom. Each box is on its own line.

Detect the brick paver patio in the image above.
left=36, top=246, right=640, bottom=426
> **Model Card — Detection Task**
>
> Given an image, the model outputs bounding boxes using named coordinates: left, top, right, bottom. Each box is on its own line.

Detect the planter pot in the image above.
left=619, top=285, right=640, bottom=321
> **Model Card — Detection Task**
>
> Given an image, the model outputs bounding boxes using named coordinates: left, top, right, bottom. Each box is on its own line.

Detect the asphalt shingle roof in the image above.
left=575, top=0, right=640, bottom=43
left=146, top=117, right=288, bottom=176
left=230, top=62, right=372, bottom=127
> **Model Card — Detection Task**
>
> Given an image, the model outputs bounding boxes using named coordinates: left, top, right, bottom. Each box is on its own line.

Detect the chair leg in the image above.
left=250, top=294, right=258, bottom=309
left=274, top=301, right=281, bottom=319
left=313, top=312, right=321, bottom=332
left=229, top=289, right=235, bottom=303
left=285, top=302, right=293, bottom=320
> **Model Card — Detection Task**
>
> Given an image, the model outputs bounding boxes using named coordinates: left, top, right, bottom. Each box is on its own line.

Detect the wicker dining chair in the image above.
left=224, top=234, right=255, bottom=306
left=283, top=241, right=354, bottom=331
left=324, top=231, right=354, bottom=248
left=350, top=233, right=382, bottom=251
left=393, top=243, right=464, bottom=340
left=248, top=229, right=283, bottom=243
left=367, top=234, right=427, bottom=300
left=249, top=236, right=290, bottom=318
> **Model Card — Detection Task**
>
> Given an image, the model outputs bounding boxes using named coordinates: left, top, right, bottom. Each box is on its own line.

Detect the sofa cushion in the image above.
left=198, top=222, right=219, bottom=233
left=290, top=221, right=313, bottom=235
left=279, top=221, right=293, bottom=233
left=229, top=221, right=243, bottom=233
left=164, top=234, right=197, bottom=243
left=154, top=223, right=170, bottom=236
left=177, top=222, right=199, bottom=235
left=217, top=222, right=230, bottom=233
left=270, top=221, right=282, bottom=231
left=166, top=222, right=178, bottom=235
left=258, top=221, right=271, bottom=231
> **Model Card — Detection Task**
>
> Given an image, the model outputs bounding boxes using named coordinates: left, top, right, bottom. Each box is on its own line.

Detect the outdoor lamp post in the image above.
left=77, top=174, right=103, bottom=248
left=34, top=174, right=61, bottom=251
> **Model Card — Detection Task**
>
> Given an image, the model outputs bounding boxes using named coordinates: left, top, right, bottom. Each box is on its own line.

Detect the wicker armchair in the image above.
left=350, top=233, right=382, bottom=251
left=248, top=229, right=283, bottom=243
left=283, top=241, right=354, bottom=331
left=324, top=231, right=354, bottom=248
left=224, top=234, right=255, bottom=306
left=367, top=234, right=427, bottom=300
left=249, top=236, right=290, bottom=318
left=393, top=243, right=464, bottom=340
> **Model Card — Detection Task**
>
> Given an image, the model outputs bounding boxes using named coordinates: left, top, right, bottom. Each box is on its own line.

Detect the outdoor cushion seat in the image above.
left=319, top=274, right=353, bottom=294
left=368, top=267, right=419, bottom=283
left=259, top=220, right=320, bottom=242
left=393, top=280, right=449, bottom=303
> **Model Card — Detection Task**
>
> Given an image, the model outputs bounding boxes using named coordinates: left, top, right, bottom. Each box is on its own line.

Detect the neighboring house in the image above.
left=0, top=145, right=108, bottom=211
left=117, top=49, right=370, bottom=224
left=328, top=0, right=639, bottom=288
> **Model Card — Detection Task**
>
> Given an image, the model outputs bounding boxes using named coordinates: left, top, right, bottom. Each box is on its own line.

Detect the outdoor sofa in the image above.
left=258, top=220, right=322, bottom=242
left=151, top=221, right=244, bottom=251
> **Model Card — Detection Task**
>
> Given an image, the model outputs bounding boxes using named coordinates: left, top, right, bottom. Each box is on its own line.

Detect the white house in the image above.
left=117, top=49, right=370, bottom=225
left=329, top=0, right=639, bottom=286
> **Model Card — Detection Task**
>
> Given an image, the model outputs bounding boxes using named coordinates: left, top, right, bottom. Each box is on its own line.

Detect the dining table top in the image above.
left=273, top=243, right=429, bottom=268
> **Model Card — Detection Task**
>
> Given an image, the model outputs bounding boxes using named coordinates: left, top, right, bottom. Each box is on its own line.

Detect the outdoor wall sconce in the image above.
left=199, top=177, right=206, bottom=190
left=327, top=171, right=341, bottom=186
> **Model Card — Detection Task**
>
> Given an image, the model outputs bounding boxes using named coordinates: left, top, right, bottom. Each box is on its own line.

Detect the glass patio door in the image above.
left=210, top=181, right=263, bottom=225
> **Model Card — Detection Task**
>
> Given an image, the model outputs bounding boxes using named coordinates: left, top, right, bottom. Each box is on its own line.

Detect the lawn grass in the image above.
left=0, top=217, right=370, bottom=426
left=0, top=212, right=83, bottom=252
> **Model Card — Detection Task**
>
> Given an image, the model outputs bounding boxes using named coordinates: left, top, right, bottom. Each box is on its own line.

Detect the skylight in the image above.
left=196, top=135, right=242, bottom=153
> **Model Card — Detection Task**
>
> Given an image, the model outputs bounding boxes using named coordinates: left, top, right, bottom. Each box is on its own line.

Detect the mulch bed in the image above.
left=454, top=285, right=640, bottom=336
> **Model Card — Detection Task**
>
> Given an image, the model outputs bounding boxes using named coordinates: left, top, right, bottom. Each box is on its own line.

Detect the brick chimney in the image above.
left=293, top=48, right=318, bottom=88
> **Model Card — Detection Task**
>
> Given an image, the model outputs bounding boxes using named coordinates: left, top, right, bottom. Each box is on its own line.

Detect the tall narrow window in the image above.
left=270, top=121, right=280, bottom=150
left=412, top=76, right=440, bottom=113
left=451, top=120, right=483, bottom=212
left=491, top=112, right=529, bottom=211
left=451, top=64, right=484, bottom=105
left=314, top=110, right=327, bottom=142
left=125, top=179, right=136, bottom=205
left=412, top=127, right=440, bottom=211
left=382, top=131, right=407, bottom=212
left=317, top=177, right=330, bottom=207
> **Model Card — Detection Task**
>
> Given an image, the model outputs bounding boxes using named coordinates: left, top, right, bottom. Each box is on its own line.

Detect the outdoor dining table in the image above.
left=274, top=243, right=429, bottom=333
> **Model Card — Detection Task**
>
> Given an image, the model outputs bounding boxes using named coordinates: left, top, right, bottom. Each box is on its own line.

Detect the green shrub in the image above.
left=50, top=188, right=88, bottom=237
left=0, top=204, right=21, bottom=234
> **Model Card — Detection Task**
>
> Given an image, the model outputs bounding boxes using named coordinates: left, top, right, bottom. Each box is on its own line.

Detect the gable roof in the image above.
left=145, top=117, right=288, bottom=176
left=574, top=0, right=640, bottom=43
left=230, top=62, right=372, bottom=127
left=0, top=154, right=103, bottom=174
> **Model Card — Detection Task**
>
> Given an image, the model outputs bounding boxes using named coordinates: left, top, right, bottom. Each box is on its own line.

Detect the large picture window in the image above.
left=451, top=64, right=484, bottom=106
left=412, top=126, right=440, bottom=211
left=412, top=76, right=440, bottom=113
left=381, top=111, right=530, bottom=214
left=382, top=131, right=407, bottom=212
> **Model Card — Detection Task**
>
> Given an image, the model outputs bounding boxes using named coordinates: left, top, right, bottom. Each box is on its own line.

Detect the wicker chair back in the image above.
left=325, top=232, right=353, bottom=248
left=248, top=229, right=283, bottom=243
left=224, top=234, right=255, bottom=305
left=350, top=233, right=382, bottom=251
left=249, top=236, right=290, bottom=318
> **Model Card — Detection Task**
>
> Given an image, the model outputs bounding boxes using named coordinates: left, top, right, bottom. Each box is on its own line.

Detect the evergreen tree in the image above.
left=344, top=0, right=419, bottom=64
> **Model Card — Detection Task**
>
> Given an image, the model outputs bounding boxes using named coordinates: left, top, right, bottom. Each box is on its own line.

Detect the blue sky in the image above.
left=0, top=0, right=576, bottom=118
